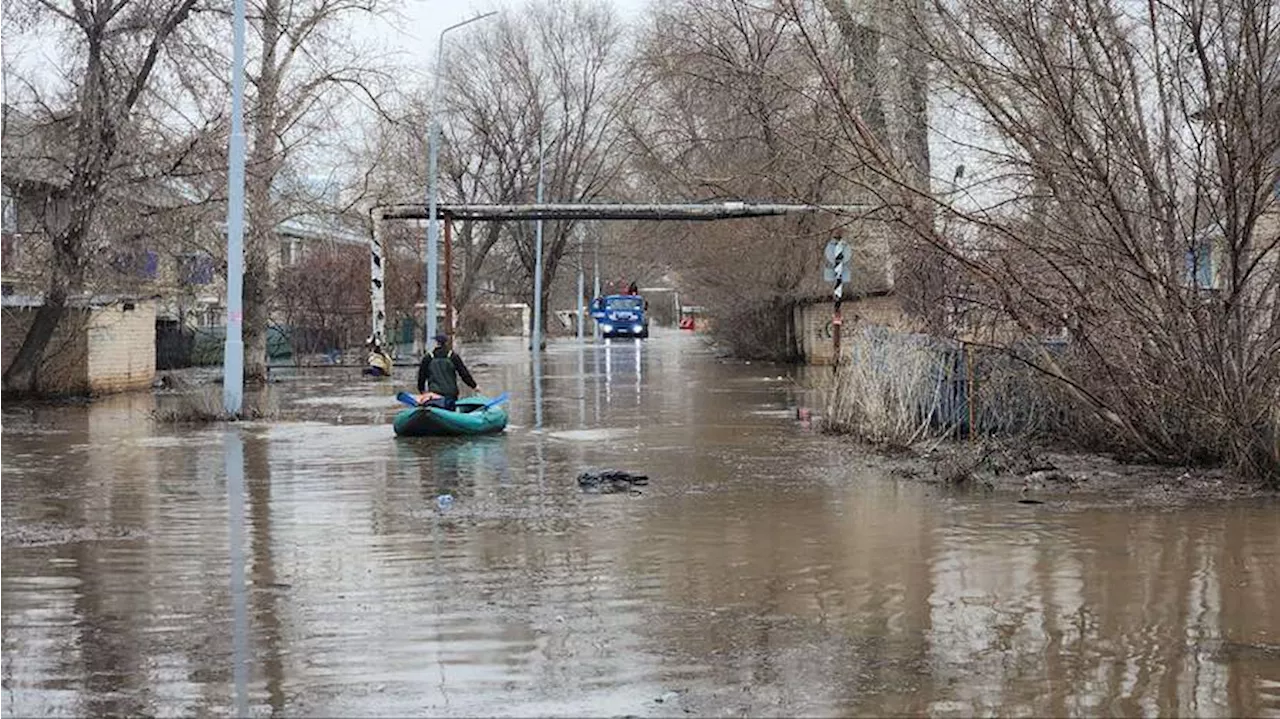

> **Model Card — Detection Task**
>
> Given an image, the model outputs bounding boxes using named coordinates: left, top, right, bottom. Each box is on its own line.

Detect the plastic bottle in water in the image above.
left=436, top=494, right=454, bottom=511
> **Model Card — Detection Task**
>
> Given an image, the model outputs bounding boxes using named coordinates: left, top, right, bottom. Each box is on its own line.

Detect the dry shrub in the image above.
left=822, top=329, right=950, bottom=446
left=706, top=297, right=796, bottom=361
left=151, top=386, right=279, bottom=423
left=822, top=330, right=1072, bottom=448
left=964, top=346, right=1062, bottom=439
left=458, top=304, right=522, bottom=341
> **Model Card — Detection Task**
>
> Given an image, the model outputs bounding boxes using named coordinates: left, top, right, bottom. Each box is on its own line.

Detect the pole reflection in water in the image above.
left=533, top=351, right=545, bottom=431
left=634, top=339, right=642, bottom=403
left=224, top=429, right=250, bottom=718
left=594, top=339, right=603, bottom=423
left=431, top=477, right=450, bottom=709
left=604, top=340, right=613, bottom=406
left=577, top=344, right=586, bottom=428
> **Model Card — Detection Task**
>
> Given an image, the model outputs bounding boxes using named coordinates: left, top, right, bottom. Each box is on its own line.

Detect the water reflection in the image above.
left=224, top=430, right=249, bottom=717
left=577, top=346, right=585, bottom=429
left=532, top=350, right=544, bottom=431
left=2, top=334, right=1278, bottom=717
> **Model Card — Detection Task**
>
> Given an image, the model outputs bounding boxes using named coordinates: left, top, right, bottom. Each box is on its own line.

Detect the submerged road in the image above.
left=3, top=331, right=1279, bottom=717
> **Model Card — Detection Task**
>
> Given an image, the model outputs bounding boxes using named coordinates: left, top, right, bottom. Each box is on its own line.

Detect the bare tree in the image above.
left=626, top=0, right=876, bottom=357
left=434, top=0, right=634, bottom=340
left=888, top=0, right=1280, bottom=479
left=157, top=0, right=394, bottom=381
left=1, top=0, right=199, bottom=394
left=381, top=85, right=530, bottom=328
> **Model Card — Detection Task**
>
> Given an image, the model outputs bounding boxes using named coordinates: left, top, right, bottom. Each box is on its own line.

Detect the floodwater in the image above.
left=3, top=332, right=1278, bottom=717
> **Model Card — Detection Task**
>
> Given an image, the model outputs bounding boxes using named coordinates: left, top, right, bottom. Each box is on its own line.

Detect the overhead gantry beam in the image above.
left=366, top=201, right=870, bottom=356
left=372, top=201, right=871, bottom=222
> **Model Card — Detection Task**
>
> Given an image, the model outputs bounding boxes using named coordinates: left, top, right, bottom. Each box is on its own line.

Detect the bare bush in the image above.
left=823, top=329, right=949, bottom=446
left=456, top=304, right=511, bottom=342
left=626, top=0, right=886, bottom=358
left=274, top=243, right=370, bottom=358
left=911, top=0, right=1280, bottom=482
left=151, top=386, right=278, bottom=423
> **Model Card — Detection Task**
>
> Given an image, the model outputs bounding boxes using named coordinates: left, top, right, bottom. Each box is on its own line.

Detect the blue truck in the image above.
left=591, top=294, right=650, bottom=339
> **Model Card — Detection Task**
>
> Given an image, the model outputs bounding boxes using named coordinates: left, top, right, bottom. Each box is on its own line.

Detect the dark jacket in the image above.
left=417, top=347, right=477, bottom=397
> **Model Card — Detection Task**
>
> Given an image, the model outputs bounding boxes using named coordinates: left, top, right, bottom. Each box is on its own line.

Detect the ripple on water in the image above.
left=545, top=428, right=636, bottom=442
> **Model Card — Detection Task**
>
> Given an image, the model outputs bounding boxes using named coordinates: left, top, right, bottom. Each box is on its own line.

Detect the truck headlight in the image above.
left=633, top=324, right=643, bottom=333
left=601, top=323, right=613, bottom=332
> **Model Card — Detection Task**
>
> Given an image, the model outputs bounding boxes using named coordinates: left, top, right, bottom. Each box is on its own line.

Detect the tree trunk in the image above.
left=2, top=297, right=68, bottom=395
left=242, top=0, right=284, bottom=383
left=456, top=222, right=503, bottom=317
left=4, top=63, right=107, bottom=394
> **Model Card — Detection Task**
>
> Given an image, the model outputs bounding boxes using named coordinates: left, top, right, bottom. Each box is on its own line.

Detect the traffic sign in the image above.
left=824, top=239, right=848, bottom=265
left=823, top=239, right=851, bottom=282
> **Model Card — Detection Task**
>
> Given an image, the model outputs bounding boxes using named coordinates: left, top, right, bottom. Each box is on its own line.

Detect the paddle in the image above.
left=480, top=391, right=511, bottom=410
left=396, top=390, right=510, bottom=410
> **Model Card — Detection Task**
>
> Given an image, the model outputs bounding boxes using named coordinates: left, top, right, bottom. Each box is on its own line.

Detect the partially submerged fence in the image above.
left=824, top=326, right=1066, bottom=443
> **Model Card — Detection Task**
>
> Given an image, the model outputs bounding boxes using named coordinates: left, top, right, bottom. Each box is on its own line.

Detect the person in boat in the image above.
left=364, top=336, right=392, bottom=377
left=416, top=333, right=479, bottom=411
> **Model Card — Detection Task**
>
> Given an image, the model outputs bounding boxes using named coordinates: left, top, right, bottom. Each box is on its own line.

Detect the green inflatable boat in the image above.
left=393, top=396, right=509, bottom=437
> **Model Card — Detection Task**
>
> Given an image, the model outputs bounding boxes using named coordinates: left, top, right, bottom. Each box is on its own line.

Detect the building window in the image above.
left=180, top=253, right=215, bottom=285
left=1, top=191, right=16, bottom=234
left=280, top=238, right=301, bottom=267
left=1185, top=241, right=1215, bottom=289
left=111, top=248, right=159, bottom=279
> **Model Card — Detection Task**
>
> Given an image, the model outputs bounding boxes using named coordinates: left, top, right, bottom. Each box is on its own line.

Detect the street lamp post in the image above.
left=532, top=136, right=546, bottom=353
left=576, top=228, right=584, bottom=341
left=222, top=0, right=248, bottom=415
left=426, top=11, right=497, bottom=346
left=593, top=228, right=601, bottom=340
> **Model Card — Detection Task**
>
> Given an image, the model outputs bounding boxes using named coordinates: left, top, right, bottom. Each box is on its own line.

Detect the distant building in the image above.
left=2, top=104, right=371, bottom=377
left=1, top=295, right=157, bottom=395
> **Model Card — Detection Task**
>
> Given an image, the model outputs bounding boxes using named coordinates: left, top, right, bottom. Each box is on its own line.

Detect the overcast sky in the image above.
left=354, top=0, right=650, bottom=83
left=0, top=0, right=983, bottom=209
left=0, top=0, right=652, bottom=100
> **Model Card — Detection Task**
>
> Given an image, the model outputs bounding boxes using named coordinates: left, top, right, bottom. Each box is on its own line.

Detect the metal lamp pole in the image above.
left=532, top=135, right=546, bottom=353
left=222, top=0, right=248, bottom=415
left=576, top=229, right=584, bottom=341
left=426, top=12, right=497, bottom=345
left=592, top=228, right=601, bottom=340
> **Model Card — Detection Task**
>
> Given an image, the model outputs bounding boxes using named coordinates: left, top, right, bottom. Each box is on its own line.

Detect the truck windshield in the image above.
left=606, top=298, right=642, bottom=310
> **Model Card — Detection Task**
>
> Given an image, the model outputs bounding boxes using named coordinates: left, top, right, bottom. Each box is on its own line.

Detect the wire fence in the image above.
left=822, top=326, right=1067, bottom=444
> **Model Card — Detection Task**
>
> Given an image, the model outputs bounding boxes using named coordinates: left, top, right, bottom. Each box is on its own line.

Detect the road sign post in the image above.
left=825, top=237, right=849, bottom=369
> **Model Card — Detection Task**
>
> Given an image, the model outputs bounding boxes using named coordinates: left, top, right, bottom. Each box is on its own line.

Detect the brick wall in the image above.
left=2, top=300, right=155, bottom=395
left=794, top=295, right=914, bottom=365
left=1, top=306, right=91, bottom=394
left=86, top=301, right=156, bottom=393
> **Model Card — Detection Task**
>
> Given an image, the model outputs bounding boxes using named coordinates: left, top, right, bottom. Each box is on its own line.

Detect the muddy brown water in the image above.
left=3, top=332, right=1278, bottom=717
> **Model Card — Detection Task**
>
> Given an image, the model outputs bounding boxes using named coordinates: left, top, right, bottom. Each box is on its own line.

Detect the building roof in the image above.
left=2, top=293, right=160, bottom=309
left=1, top=105, right=75, bottom=190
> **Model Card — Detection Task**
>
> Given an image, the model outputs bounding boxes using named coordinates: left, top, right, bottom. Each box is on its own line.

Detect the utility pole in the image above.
left=593, top=228, right=601, bottom=340
left=425, top=12, right=497, bottom=346
left=532, top=136, right=546, bottom=352
left=825, top=232, right=849, bottom=370
left=576, top=227, right=585, bottom=341
left=222, top=0, right=248, bottom=415
left=443, top=216, right=454, bottom=335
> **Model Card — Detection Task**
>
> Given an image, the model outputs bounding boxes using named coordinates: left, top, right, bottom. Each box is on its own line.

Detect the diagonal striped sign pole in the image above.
left=825, top=234, right=849, bottom=369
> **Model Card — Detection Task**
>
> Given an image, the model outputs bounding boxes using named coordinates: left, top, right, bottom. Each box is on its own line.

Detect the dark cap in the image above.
left=433, top=333, right=449, bottom=344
